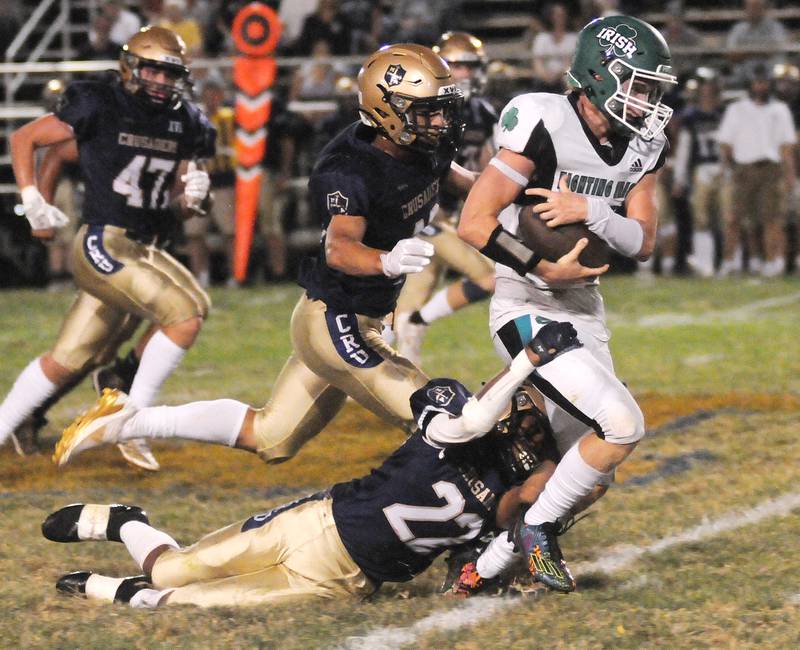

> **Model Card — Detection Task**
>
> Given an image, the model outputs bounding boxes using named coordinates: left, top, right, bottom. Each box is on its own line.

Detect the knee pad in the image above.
left=251, top=408, right=306, bottom=465
left=600, top=393, right=645, bottom=445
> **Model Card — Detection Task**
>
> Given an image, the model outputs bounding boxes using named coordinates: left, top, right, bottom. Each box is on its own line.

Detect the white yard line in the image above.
left=608, top=292, right=800, bottom=329
left=336, top=492, right=800, bottom=650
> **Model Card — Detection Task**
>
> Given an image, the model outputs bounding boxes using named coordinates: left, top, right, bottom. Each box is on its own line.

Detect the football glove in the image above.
left=181, top=161, right=210, bottom=210
left=380, top=237, right=434, bottom=277
left=528, top=321, right=582, bottom=365
left=20, top=186, right=70, bottom=231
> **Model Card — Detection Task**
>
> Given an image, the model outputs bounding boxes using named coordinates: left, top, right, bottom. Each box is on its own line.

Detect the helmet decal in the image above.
left=385, top=64, right=406, bottom=87
left=427, top=384, right=456, bottom=406
left=596, top=24, right=638, bottom=60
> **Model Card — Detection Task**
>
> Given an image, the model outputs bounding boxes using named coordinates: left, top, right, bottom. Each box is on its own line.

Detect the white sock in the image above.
left=85, top=574, right=126, bottom=603
left=692, top=231, right=715, bottom=274
left=0, top=357, right=57, bottom=441
left=419, top=287, right=454, bottom=324
left=475, top=531, right=517, bottom=579
left=130, top=588, right=173, bottom=608
left=128, top=331, right=188, bottom=408
left=119, top=520, right=179, bottom=570
left=120, top=399, right=248, bottom=446
left=523, top=444, right=606, bottom=525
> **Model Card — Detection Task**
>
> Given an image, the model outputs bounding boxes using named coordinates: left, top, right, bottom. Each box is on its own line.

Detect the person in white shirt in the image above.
left=716, top=64, right=797, bottom=276
left=101, top=0, right=142, bottom=48
left=530, top=3, right=577, bottom=92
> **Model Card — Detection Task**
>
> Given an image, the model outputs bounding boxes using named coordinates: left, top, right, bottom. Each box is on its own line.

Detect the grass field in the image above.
left=1, top=276, right=800, bottom=649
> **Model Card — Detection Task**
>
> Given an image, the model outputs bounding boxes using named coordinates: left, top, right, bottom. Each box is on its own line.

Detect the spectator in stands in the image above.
left=387, top=0, right=447, bottom=46
left=531, top=3, right=577, bottom=93
left=0, top=5, right=22, bottom=56
left=77, top=13, right=121, bottom=60
left=717, top=64, right=797, bottom=277
left=289, top=40, right=345, bottom=102
left=294, top=0, right=351, bottom=56
left=726, top=0, right=788, bottom=83
left=340, top=0, right=383, bottom=54
left=158, top=0, right=204, bottom=57
left=279, top=0, right=318, bottom=48
left=659, top=1, right=702, bottom=51
left=101, top=0, right=142, bottom=48
left=183, top=77, right=236, bottom=287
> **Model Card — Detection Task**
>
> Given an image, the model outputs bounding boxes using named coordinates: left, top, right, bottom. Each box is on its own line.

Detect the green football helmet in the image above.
left=567, top=15, right=677, bottom=140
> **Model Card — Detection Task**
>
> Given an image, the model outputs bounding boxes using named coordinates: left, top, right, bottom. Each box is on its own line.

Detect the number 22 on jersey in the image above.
left=383, top=481, right=484, bottom=553
left=113, top=154, right=176, bottom=209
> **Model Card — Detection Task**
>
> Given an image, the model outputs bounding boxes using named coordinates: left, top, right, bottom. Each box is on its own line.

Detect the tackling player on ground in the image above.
left=0, top=26, right=215, bottom=471
left=52, top=44, right=599, bottom=470
left=41, top=323, right=578, bottom=607
left=457, top=15, right=677, bottom=592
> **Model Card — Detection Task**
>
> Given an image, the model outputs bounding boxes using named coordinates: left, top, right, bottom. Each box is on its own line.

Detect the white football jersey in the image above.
left=493, top=92, right=666, bottom=292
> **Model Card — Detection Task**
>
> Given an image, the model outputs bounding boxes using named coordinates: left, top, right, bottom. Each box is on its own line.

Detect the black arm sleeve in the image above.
left=480, top=225, right=542, bottom=276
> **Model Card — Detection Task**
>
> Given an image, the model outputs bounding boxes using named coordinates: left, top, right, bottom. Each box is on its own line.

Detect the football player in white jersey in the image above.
left=457, top=15, right=677, bottom=592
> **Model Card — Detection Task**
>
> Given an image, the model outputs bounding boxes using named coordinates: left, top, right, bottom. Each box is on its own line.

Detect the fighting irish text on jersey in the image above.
left=331, top=379, right=513, bottom=585
left=299, top=122, right=453, bottom=317
left=56, top=76, right=216, bottom=240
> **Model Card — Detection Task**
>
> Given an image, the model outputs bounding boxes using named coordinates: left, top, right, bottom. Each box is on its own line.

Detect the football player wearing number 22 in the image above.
left=0, top=26, right=215, bottom=471
left=458, top=16, right=677, bottom=592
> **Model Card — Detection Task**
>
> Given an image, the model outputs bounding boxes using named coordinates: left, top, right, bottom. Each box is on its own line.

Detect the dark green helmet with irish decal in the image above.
left=567, top=15, right=677, bottom=141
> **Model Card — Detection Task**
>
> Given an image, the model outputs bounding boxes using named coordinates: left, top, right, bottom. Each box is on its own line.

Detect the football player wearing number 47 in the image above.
left=41, top=323, right=583, bottom=607
left=0, top=26, right=215, bottom=471
left=457, top=15, right=677, bottom=592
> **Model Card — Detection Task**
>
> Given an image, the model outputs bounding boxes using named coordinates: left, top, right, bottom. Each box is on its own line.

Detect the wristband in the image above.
left=480, top=224, right=542, bottom=276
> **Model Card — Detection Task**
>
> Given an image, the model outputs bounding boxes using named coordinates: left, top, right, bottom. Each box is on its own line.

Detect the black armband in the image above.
left=480, top=225, right=541, bottom=276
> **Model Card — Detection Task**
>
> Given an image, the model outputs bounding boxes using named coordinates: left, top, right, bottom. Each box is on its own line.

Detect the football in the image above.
left=517, top=203, right=611, bottom=267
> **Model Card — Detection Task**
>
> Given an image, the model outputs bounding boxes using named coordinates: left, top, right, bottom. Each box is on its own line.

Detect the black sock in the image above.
left=409, top=311, right=428, bottom=326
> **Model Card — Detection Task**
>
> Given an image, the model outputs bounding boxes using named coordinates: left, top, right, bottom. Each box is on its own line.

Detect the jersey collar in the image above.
left=567, top=92, right=629, bottom=167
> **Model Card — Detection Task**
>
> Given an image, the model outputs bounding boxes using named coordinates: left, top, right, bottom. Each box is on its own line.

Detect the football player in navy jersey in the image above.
left=393, top=32, right=499, bottom=366
left=0, top=26, right=215, bottom=471
left=40, top=322, right=580, bottom=607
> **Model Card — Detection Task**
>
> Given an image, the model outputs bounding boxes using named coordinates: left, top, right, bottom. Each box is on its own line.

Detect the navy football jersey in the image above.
left=331, top=378, right=514, bottom=585
left=299, top=122, right=452, bottom=317
left=56, top=75, right=216, bottom=240
left=681, top=106, right=723, bottom=168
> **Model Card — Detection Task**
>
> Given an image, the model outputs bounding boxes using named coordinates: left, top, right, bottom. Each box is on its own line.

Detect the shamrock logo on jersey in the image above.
left=327, top=191, right=349, bottom=214
left=501, top=106, right=519, bottom=132
left=384, top=64, right=406, bottom=87
left=596, top=23, right=638, bottom=60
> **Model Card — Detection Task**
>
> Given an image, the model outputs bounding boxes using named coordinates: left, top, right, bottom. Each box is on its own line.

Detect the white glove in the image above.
left=20, top=186, right=70, bottom=230
left=380, top=237, right=435, bottom=277
left=181, top=161, right=210, bottom=209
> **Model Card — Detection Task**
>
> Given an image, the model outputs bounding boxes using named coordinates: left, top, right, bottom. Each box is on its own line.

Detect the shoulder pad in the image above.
left=410, top=378, right=472, bottom=432
left=495, top=93, right=567, bottom=155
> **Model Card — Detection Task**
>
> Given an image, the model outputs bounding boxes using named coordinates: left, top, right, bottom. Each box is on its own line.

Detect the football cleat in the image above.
left=92, top=355, right=138, bottom=395
left=511, top=516, right=576, bottom=593
left=451, top=561, right=488, bottom=597
left=56, top=571, right=151, bottom=603
left=42, top=503, right=149, bottom=543
left=116, top=440, right=160, bottom=472
left=395, top=311, right=427, bottom=366
left=8, top=412, right=47, bottom=456
left=53, top=388, right=137, bottom=466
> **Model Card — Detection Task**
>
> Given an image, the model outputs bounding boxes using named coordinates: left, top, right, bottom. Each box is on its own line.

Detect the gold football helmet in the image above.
left=433, top=31, right=487, bottom=99
left=357, top=43, right=464, bottom=152
left=120, top=26, right=190, bottom=109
